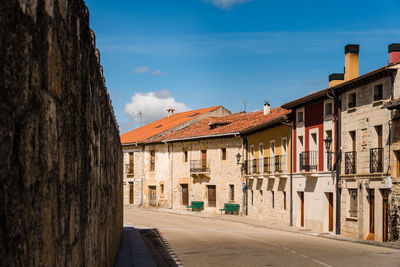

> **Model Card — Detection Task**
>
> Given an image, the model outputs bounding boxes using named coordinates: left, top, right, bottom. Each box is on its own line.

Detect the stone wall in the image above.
left=0, top=0, right=123, bottom=266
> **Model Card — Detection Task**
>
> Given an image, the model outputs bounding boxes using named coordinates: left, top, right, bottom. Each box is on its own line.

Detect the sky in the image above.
left=85, top=0, right=400, bottom=133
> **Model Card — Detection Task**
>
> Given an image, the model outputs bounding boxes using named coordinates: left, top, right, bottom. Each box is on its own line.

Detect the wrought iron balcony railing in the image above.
left=275, top=155, right=287, bottom=173
left=190, top=160, right=211, bottom=173
left=345, top=151, right=356, bottom=174
left=300, top=151, right=318, bottom=171
left=263, top=157, right=272, bottom=174
left=370, top=148, right=383, bottom=173
left=125, top=163, right=134, bottom=175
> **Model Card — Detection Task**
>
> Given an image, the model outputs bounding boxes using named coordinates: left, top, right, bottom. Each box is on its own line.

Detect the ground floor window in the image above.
left=349, top=189, right=358, bottom=218
left=283, top=191, right=286, bottom=210
left=229, top=184, right=234, bottom=201
left=272, top=191, right=275, bottom=209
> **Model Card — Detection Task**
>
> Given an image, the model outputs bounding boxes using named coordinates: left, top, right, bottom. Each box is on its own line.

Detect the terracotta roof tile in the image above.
left=120, top=106, right=222, bottom=144
left=146, top=107, right=289, bottom=143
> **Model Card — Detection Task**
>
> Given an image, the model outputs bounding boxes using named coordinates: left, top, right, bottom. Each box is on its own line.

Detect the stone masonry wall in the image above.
left=0, top=0, right=123, bottom=266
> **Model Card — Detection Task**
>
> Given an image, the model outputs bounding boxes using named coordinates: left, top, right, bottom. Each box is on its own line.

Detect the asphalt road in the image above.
left=124, top=208, right=400, bottom=267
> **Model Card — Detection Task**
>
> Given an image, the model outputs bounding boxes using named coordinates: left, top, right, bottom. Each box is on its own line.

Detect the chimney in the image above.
left=167, top=108, right=175, bottom=117
left=263, top=100, right=270, bottom=115
left=389, top=43, right=400, bottom=65
left=329, top=73, right=344, bottom=87
left=344, top=44, right=359, bottom=81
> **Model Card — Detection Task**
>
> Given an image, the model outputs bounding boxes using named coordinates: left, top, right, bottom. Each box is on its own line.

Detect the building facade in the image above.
left=243, top=108, right=292, bottom=224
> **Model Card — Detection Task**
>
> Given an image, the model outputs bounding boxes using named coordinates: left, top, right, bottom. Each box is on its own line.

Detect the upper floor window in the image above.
left=221, top=148, right=226, bottom=160
left=349, top=93, right=356, bottom=108
left=128, top=152, right=134, bottom=174
left=374, top=84, right=383, bottom=101
left=325, top=102, right=333, bottom=116
left=183, top=150, right=188, bottom=162
left=297, top=111, right=304, bottom=123
left=150, top=150, right=155, bottom=171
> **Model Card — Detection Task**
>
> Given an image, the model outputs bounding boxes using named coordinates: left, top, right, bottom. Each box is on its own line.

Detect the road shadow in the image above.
left=114, top=226, right=178, bottom=267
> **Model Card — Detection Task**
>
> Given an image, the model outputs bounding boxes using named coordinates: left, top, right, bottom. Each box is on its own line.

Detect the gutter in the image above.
left=163, top=132, right=240, bottom=143
left=122, top=142, right=138, bottom=146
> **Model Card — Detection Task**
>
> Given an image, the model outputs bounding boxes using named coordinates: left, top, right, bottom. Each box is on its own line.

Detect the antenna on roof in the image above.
left=234, top=98, right=247, bottom=113
left=138, top=111, right=143, bottom=127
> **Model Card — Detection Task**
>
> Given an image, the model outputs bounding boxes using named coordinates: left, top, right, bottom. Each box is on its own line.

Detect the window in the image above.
left=298, top=136, right=304, bottom=147
left=297, top=111, right=304, bottom=123
left=161, top=184, right=164, bottom=194
left=374, top=84, right=383, bottom=101
left=325, top=102, right=333, bottom=116
left=221, top=148, right=227, bottom=160
left=128, top=152, right=134, bottom=174
left=150, top=150, right=155, bottom=171
left=251, top=190, right=254, bottom=206
left=201, top=150, right=207, bottom=168
left=183, top=151, right=188, bottom=162
left=272, top=191, right=275, bottom=209
left=283, top=191, right=287, bottom=210
left=349, top=93, right=356, bottom=108
left=349, top=189, right=358, bottom=218
left=229, top=184, right=234, bottom=201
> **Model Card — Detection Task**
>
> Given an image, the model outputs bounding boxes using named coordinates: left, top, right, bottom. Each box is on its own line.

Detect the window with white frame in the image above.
left=325, top=102, right=333, bottom=116
left=281, top=137, right=287, bottom=171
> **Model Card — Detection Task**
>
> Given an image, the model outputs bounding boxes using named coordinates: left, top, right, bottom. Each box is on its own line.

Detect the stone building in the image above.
left=333, top=44, right=400, bottom=242
left=1, top=0, right=123, bottom=265
left=120, top=106, right=231, bottom=207
left=282, top=83, right=339, bottom=233
left=157, top=107, right=291, bottom=214
left=242, top=104, right=292, bottom=224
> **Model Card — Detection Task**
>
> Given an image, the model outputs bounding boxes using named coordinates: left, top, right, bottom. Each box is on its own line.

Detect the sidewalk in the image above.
left=139, top=206, right=400, bottom=250
left=114, top=226, right=157, bottom=267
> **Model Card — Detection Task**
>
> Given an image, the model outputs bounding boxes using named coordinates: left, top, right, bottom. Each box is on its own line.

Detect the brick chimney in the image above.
left=344, top=44, right=359, bottom=81
left=328, top=73, right=344, bottom=87
left=167, top=108, right=175, bottom=117
left=263, top=100, right=270, bottom=115
left=389, top=43, right=400, bottom=65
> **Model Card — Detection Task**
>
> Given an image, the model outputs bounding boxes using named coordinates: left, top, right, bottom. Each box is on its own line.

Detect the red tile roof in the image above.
left=148, top=107, right=290, bottom=142
left=120, top=106, right=222, bottom=144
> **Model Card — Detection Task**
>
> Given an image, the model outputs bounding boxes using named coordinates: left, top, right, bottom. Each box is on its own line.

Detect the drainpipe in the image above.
left=281, top=118, right=293, bottom=226
left=170, top=143, right=174, bottom=209
left=141, top=146, right=144, bottom=206
left=328, top=89, right=341, bottom=235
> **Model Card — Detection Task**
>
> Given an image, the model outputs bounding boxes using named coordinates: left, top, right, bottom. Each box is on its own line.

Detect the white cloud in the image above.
left=132, top=66, right=150, bottom=74
left=204, top=0, right=252, bottom=9
left=124, top=89, right=190, bottom=126
left=152, top=69, right=164, bottom=76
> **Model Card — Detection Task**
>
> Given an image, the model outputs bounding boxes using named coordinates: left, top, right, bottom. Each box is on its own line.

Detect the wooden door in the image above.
left=149, top=186, right=157, bottom=207
left=328, top=193, right=333, bottom=232
left=129, top=182, right=134, bottom=204
left=181, top=184, right=189, bottom=206
left=382, top=190, right=389, bottom=242
left=299, top=192, right=304, bottom=227
left=201, top=150, right=207, bottom=168
left=369, top=189, right=375, bottom=234
left=208, top=185, right=216, bottom=207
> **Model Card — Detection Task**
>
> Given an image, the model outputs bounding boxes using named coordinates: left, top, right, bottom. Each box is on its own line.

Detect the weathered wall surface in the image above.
left=0, top=0, right=123, bottom=266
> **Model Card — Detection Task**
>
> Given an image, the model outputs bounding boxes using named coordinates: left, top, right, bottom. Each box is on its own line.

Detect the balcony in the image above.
left=274, top=155, right=287, bottom=173
left=300, top=151, right=318, bottom=171
left=370, top=148, right=383, bottom=173
left=190, top=160, right=210, bottom=174
left=125, top=163, right=134, bottom=176
left=345, top=151, right=356, bottom=174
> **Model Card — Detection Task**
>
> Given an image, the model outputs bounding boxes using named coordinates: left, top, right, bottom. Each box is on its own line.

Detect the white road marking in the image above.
left=312, top=259, right=332, bottom=267
left=299, top=254, right=308, bottom=258
left=291, top=250, right=297, bottom=254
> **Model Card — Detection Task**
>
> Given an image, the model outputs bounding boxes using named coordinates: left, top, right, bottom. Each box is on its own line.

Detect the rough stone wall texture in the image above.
left=0, top=0, right=123, bottom=266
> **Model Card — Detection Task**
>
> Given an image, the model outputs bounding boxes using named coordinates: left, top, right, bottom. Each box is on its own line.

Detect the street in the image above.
left=124, top=207, right=400, bottom=267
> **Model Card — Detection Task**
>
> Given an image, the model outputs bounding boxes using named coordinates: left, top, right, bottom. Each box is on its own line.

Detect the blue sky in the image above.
left=85, top=0, right=400, bottom=133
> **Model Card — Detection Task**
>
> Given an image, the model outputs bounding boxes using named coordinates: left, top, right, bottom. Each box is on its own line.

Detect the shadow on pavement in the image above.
left=114, top=226, right=178, bottom=267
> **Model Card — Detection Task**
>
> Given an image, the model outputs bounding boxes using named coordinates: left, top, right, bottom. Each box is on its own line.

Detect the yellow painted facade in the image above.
left=247, top=124, right=291, bottom=173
